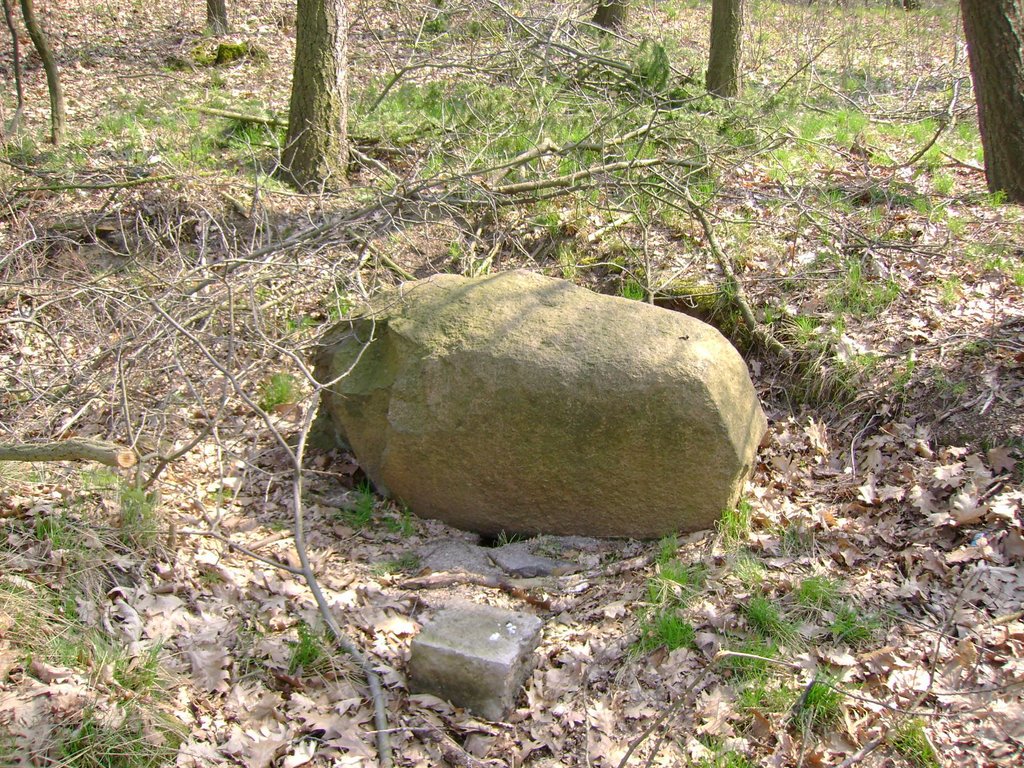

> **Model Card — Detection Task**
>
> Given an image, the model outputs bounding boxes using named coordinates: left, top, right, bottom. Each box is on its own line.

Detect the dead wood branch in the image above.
left=402, top=571, right=554, bottom=611
left=13, top=173, right=176, bottom=194
left=489, top=157, right=697, bottom=196
left=194, top=106, right=288, bottom=128
left=421, top=727, right=502, bottom=768
left=683, top=191, right=789, bottom=357
left=291, top=397, right=393, bottom=767
left=0, top=438, right=137, bottom=468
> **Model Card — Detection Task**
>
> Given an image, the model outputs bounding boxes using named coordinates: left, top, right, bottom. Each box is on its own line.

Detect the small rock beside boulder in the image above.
left=315, top=270, right=766, bottom=538
left=408, top=603, right=543, bottom=721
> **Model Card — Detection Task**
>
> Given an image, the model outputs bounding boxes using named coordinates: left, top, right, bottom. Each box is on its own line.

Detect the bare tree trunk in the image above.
left=706, top=0, right=744, bottom=98
left=960, top=0, right=1024, bottom=202
left=207, top=0, right=229, bottom=35
left=592, top=0, right=627, bottom=30
left=1, top=0, right=24, bottom=134
left=283, top=0, right=348, bottom=190
left=19, top=0, right=63, bottom=144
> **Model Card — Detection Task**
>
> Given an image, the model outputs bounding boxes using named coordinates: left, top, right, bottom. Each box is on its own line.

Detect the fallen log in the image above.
left=0, top=438, right=137, bottom=468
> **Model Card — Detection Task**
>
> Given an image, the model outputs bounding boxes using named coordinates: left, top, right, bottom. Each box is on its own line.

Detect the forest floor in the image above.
left=1, top=1, right=1022, bottom=767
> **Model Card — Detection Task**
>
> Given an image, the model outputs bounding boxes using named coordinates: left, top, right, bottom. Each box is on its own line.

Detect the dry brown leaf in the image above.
left=987, top=446, right=1018, bottom=475
left=933, top=462, right=965, bottom=487
left=696, top=685, right=736, bottom=737
left=187, top=647, right=231, bottom=693
left=949, top=484, right=985, bottom=525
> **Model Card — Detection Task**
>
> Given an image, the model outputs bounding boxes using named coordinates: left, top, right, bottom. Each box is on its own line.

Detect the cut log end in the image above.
left=0, top=439, right=138, bottom=468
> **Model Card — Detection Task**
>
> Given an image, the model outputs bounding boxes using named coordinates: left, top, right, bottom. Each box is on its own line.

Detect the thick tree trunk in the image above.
left=2, top=0, right=25, bottom=133
left=19, top=0, right=63, bottom=144
left=960, top=0, right=1024, bottom=202
left=706, top=0, right=744, bottom=98
left=592, top=0, right=627, bottom=30
left=283, top=0, right=348, bottom=190
left=207, top=0, right=229, bottom=35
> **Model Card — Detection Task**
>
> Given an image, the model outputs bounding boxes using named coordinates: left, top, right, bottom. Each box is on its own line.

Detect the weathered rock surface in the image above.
left=415, top=536, right=582, bottom=578
left=408, top=603, right=543, bottom=720
left=417, top=539, right=505, bottom=578
left=315, top=270, right=766, bottom=538
left=486, top=541, right=575, bottom=578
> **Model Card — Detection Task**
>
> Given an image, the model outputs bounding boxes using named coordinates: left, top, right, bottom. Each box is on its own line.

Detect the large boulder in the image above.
left=314, top=270, right=766, bottom=538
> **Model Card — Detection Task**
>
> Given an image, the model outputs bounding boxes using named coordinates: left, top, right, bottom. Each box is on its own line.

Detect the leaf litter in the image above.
left=2, top=0, right=1024, bottom=766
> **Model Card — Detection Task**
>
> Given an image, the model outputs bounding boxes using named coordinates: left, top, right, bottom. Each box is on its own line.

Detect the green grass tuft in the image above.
left=119, top=486, right=160, bottom=547
left=794, top=576, right=839, bottom=611
left=737, top=675, right=795, bottom=716
left=638, top=610, right=696, bottom=653
left=718, top=500, right=752, bottom=546
left=288, top=621, right=329, bottom=675
left=792, top=677, right=844, bottom=733
left=722, top=638, right=778, bottom=680
left=341, top=481, right=376, bottom=528
left=656, top=534, right=679, bottom=565
left=744, top=595, right=797, bottom=645
left=829, top=605, right=879, bottom=647
left=827, top=258, right=900, bottom=318
left=649, top=559, right=707, bottom=605
left=889, top=718, right=940, bottom=768
left=55, top=704, right=181, bottom=768
left=731, top=551, right=767, bottom=588
left=259, top=372, right=300, bottom=412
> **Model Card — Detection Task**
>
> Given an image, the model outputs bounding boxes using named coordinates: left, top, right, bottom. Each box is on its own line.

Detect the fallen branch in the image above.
left=14, top=173, right=176, bottom=193
left=615, top=652, right=721, bottom=768
left=291, top=397, right=393, bottom=768
left=402, top=571, right=554, bottom=611
left=194, top=105, right=287, bottom=128
left=0, top=438, right=137, bottom=468
left=489, top=157, right=696, bottom=197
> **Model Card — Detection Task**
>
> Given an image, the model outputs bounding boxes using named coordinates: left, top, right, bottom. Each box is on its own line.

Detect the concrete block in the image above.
left=409, top=603, right=543, bottom=720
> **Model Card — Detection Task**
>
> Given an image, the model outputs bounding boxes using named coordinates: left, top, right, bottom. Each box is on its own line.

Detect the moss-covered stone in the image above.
left=315, top=271, right=766, bottom=539
left=192, top=41, right=269, bottom=67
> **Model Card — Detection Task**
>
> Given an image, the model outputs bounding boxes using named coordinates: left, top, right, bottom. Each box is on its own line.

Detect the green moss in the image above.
left=660, top=278, right=722, bottom=315
left=193, top=40, right=268, bottom=67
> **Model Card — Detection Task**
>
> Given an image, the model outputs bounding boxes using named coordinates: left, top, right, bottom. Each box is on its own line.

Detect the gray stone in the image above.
left=488, top=542, right=576, bottom=577
left=315, top=270, right=767, bottom=539
left=417, top=539, right=503, bottom=578
left=408, top=603, right=543, bottom=720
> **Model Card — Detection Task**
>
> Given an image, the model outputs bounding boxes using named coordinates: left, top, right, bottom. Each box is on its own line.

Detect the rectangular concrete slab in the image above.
left=408, top=602, right=543, bottom=721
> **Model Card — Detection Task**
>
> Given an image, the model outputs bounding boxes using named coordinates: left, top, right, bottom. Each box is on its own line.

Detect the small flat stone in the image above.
left=417, top=539, right=502, bottom=577
left=488, top=542, right=576, bottom=577
left=408, top=602, right=543, bottom=720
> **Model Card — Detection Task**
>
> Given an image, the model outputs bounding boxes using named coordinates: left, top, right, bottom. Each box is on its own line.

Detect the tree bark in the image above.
left=2, top=0, right=24, bottom=135
left=19, top=0, right=64, bottom=144
left=283, top=0, right=349, bottom=190
left=0, top=439, right=137, bottom=468
left=592, top=0, right=627, bottom=30
left=706, top=0, right=744, bottom=98
left=206, top=0, right=229, bottom=35
left=960, top=0, right=1024, bottom=202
